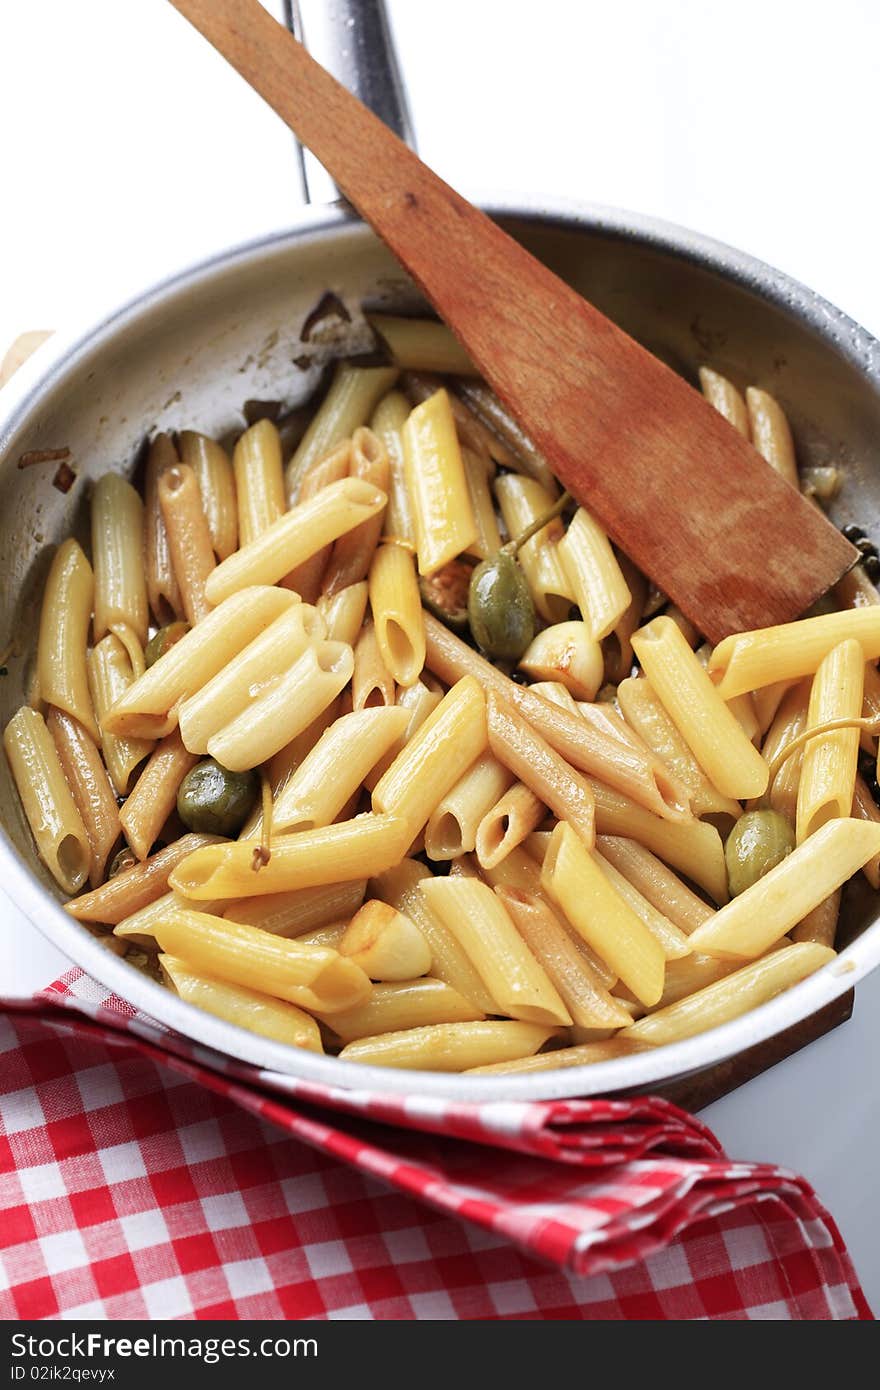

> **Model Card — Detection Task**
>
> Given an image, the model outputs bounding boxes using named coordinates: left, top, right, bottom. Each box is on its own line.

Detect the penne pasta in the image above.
left=322, top=427, right=390, bottom=595
left=161, top=956, right=323, bottom=1051
left=424, top=752, right=513, bottom=861
left=589, top=778, right=728, bottom=902
left=272, top=706, right=409, bottom=834
left=37, top=539, right=99, bottom=743
left=625, top=943, right=834, bottom=1045
left=64, top=833, right=222, bottom=923
left=318, top=580, right=369, bottom=647
left=494, top=473, right=572, bottom=623
left=541, top=822, right=666, bottom=1006
left=170, top=813, right=409, bottom=899
left=144, top=433, right=183, bottom=624
left=603, top=552, right=648, bottom=686
left=594, top=851, right=692, bottom=959
left=760, top=680, right=809, bottom=822
left=649, top=952, right=742, bottom=1010
left=46, top=708, right=121, bottom=888
left=286, top=363, right=398, bottom=498
left=402, top=388, right=478, bottom=576
left=207, top=640, right=354, bottom=772
left=3, top=706, right=91, bottom=894
left=467, top=1036, right=649, bottom=1075
left=151, top=909, right=371, bottom=1014
left=179, top=431, right=238, bottom=560
left=461, top=445, right=502, bottom=560
left=632, top=616, right=768, bottom=800
left=102, top=586, right=298, bottom=740
left=352, top=621, right=396, bottom=709
left=319, top=978, right=484, bottom=1045
left=283, top=442, right=352, bottom=602
left=158, top=464, right=217, bottom=625
left=368, top=314, right=478, bottom=375
left=699, top=366, right=750, bottom=437
left=91, top=473, right=148, bottom=658
left=206, top=477, right=387, bottom=605
left=223, top=879, right=367, bottom=937
left=113, top=890, right=227, bottom=945
left=557, top=508, right=631, bottom=641
left=595, top=836, right=713, bottom=934
left=339, top=1020, right=556, bottom=1072
left=486, top=692, right=594, bottom=849
left=708, top=607, right=880, bottom=699
left=475, top=780, right=546, bottom=869
left=119, top=729, right=199, bottom=861
left=796, top=639, right=864, bottom=842
left=368, top=541, right=425, bottom=688
left=454, top=379, right=559, bottom=492
left=232, top=419, right=286, bottom=548
left=851, top=774, right=880, bottom=889
left=791, top=889, right=841, bottom=948
left=370, top=389, right=414, bottom=543
left=688, top=818, right=880, bottom=959
left=745, top=386, right=799, bottom=487
left=87, top=636, right=153, bottom=795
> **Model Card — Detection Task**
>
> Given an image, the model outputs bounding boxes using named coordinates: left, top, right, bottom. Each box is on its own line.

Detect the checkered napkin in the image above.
left=0, top=969, right=870, bottom=1320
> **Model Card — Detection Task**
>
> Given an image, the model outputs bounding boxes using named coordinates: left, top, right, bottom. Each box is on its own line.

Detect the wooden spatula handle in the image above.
left=167, top=0, right=856, bottom=641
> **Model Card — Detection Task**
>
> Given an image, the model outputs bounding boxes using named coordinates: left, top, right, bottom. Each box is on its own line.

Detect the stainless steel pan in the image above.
left=2, top=1, right=878, bottom=1100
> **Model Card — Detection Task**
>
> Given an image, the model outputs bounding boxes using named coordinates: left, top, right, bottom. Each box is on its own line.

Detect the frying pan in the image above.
left=2, top=0, right=878, bottom=1100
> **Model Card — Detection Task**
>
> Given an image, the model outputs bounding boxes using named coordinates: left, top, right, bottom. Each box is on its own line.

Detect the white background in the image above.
left=1, top=0, right=879, bottom=1313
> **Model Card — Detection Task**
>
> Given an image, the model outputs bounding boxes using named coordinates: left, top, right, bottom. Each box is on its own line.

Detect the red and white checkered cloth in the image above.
left=0, top=968, right=871, bottom=1320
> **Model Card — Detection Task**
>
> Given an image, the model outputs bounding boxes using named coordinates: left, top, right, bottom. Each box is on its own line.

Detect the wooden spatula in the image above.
left=167, top=0, right=856, bottom=643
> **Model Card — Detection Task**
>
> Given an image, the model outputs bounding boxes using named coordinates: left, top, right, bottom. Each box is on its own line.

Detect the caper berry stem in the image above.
left=502, top=491, right=572, bottom=557
left=767, top=713, right=880, bottom=782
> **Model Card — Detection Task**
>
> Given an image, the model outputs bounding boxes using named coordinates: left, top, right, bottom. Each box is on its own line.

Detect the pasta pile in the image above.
left=5, top=314, right=880, bottom=1075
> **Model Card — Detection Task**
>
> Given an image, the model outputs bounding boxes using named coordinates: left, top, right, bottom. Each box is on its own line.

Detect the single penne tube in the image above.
left=708, top=608, right=880, bottom=699
left=144, top=433, right=183, bottom=623
left=603, top=552, right=648, bottom=685
left=363, top=678, right=444, bottom=792
left=557, top=508, right=631, bottom=641
left=119, top=729, right=199, bottom=861
left=590, top=778, right=728, bottom=902
left=151, top=909, right=371, bottom=1014
left=541, top=822, right=666, bottom=1006
left=617, top=675, right=740, bottom=823
left=791, top=889, right=841, bottom=948
left=419, top=877, right=572, bottom=1025
left=497, top=887, right=633, bottom=1030
left=745, top=386, right=799, bottom=487
left=402, top=388, right=478, bottom=576
left=87, top=636, right=153, bottom=795
left=283, top=442, right=352, bottom=602
left=103, top=586, right=298, bottom=740
left=424, top=752, right=514, bottom=861
left=177, top=604, right=324, bottom=754
left=286, top=363, right=399, bottom=498
left=272, top=707, right=409, bottom=834
left=467, top=1035, right=648, bottom=1074
left=626, top=943, right=834, bottom=1045
left=595, top=836, right=713, bottom=934
left=206, top=477, right=387, bottom=605
left=339, top=1020, right=556, bottom=1071
left=650, top=952, right=742, bottom=1010
left=64, top=832, right=222, bottom=923
left=3, top=706, right=91, bottom=894
left=319, top=978, right=484, bottom=1045
left=851, top=774, right=880, bottom=889
left=454, top=379, right=558, bottom=492
left=318, top=580, right=369, bottom=647
left=404, top=371, right=509, bottom=465
left=46, top=708, right=120, bottom=887
left=594, top=851, right=692, bottom=960
left=232, top=419, right=286, bottom=548
left=113, top=890, right=227, bottom=945
left=423, top=613, right=689, bottom=821
left=265, top=698, right=342, bottom=803
left=494, top=473, right=572, bottom=623
left=486, top=693, right=594, bottom=849
left=371, top=859, right=496, bottom=1012
left=37, top=539, right=99, bottom=743
left=861, top=661, right=880, bottom=754
left=158, top=464, right=217, bottom=625
left=461, top=446, right=502, bottom=559
left=527, top=681, right=584, bottom=718
left=368, top=541, right=426, bottom=688
left=224, top=879, right=367, bottom=936
left=475, top=781, right=545, bottom=869
left=170, top=813, right=409, bottom=899
left=352, top=620, right=396, bottom=710
left=161, top=955, right=323, bottom=1051
left=207, top=641, right=354, bottom=772
left=698, top=366, right=750, bottom=437
left=91, top=473, right=148, bottom=650
left=179, top=431, right=238, bottom=560
left=368, top=314, right=477, bottom=375
left=295, top=921, right=348, bottom=951
left=321, top=427, right=390, bottom=596
left=339, top=900, right=432, bottom=981
left=752, top=679, right=796, bottom=739
left=689, top=818, right=880, bottom=959
left=632, top=616, right=768, bottom=800
left=371, top=676, right=487, bottom=837
left=518, top=622, right=604, bottom=702
left=796, top=639, right=864, bottom=842
left=370, top=389, right=414, bottom=542
left=760, top=680, right=810, bottom=821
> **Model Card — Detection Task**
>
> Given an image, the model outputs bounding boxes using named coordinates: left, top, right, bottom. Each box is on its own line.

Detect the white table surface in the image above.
left=2, top=0, right=879, bottom=1314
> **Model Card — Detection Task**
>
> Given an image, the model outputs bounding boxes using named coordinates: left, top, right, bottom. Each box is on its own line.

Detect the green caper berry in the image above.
left=145, top=621, right=190, bottom=668
left=176, top=759, right=259, bottom=838
left=725, top=809, right=795, bottom=897
left=468, top=551, right=536, bottom=661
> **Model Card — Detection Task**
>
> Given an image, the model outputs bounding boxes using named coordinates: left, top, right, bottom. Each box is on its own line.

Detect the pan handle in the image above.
left=286, top=0, right=414, bottom=205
